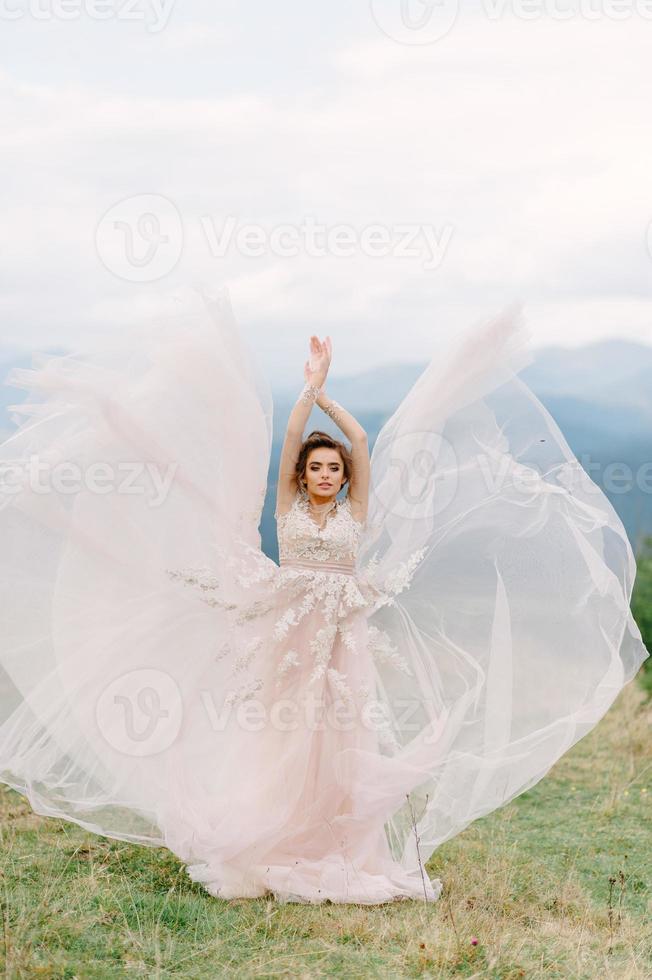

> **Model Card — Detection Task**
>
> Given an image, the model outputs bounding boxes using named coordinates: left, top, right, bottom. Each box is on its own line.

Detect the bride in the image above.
left=0, top=285, right=648, bottom=905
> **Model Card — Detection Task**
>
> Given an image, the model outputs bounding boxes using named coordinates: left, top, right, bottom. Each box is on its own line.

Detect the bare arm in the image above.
left=275, top=337, right=329, bottom=519
left=316, top=388, right=370, bottom=527
left=275, top=389, right=319, bottom=518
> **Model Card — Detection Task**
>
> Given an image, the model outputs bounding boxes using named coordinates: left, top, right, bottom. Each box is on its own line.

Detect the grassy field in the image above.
left=0, top=680, right=650, bottom=979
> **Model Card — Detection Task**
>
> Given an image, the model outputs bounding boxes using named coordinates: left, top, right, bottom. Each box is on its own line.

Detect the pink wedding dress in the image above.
left=0, top=286, right=648, bottom=904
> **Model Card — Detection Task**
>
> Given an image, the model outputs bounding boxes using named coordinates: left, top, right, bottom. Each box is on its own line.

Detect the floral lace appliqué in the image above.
left=166, top=487, right=427, bottom=708
left=277, top=490, right=364, bottom=564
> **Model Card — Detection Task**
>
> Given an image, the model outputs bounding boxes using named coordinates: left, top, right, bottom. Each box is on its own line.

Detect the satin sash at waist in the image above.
left=279, top=557, right=357, bottom=576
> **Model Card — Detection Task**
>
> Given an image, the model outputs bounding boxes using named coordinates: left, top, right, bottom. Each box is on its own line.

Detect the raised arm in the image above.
left=316, top=387, right=370, bottom=527
left=275, top=336, right=330, bottom=519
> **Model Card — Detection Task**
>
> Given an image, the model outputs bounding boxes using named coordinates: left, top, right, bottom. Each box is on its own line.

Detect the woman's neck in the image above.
left=308, top=495, right=336, bottom=509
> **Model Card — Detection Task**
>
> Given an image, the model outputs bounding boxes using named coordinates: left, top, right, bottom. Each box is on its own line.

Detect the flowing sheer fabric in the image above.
left=0, top=286, right=648, bottom=904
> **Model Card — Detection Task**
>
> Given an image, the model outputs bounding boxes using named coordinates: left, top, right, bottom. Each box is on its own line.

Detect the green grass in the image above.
left=1, top=680, right=650, bottom=979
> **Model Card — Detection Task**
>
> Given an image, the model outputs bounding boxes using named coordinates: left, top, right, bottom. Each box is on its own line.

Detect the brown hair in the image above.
left=295, top=431, right=353, bottom=495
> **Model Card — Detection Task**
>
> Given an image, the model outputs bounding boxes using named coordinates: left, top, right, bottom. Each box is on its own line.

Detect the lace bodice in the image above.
left=276, top=490, right=365, bottom=564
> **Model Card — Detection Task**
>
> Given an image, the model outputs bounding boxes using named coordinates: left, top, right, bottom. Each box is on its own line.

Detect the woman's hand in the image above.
left=304, top=334, right=332, bottom=390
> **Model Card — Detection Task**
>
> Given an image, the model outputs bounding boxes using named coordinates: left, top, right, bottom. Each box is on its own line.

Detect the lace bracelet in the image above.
left=300, top=383, right=322, bottom=405
left=322, top=399, right=345, bottom=427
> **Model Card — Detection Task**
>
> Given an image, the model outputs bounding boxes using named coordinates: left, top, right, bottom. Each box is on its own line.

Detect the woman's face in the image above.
left=303, top=448, right=346, bottom=499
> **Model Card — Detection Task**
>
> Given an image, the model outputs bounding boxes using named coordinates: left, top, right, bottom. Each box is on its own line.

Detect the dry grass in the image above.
left=1, top=682, right=650, bottom=979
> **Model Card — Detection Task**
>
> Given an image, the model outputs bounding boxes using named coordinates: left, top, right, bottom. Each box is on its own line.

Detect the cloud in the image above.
left=0, top=9, right=650, bottom=377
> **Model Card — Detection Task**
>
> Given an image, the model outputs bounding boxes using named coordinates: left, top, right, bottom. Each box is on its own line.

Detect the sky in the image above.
left=1, top=0, right=651, bottom=384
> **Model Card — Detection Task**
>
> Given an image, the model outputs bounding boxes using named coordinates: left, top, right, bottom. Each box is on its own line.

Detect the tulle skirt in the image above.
left=0, top=285, right=648, bottom=904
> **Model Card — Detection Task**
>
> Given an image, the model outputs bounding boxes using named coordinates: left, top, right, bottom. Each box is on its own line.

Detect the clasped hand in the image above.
left=304, top=335, right=332, bottom=391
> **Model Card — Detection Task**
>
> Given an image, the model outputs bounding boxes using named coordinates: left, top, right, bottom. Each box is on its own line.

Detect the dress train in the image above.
left=0, top=286, right=647, bottom=903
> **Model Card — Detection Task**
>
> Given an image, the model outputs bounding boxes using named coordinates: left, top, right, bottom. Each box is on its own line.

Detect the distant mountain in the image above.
left=519, top=340, right=652, bottom=417
left=1, top=339, right=650, bottom=560
left=515, top=339, right=652, bottom=556
left=265, top=338, right=652, bottom=559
